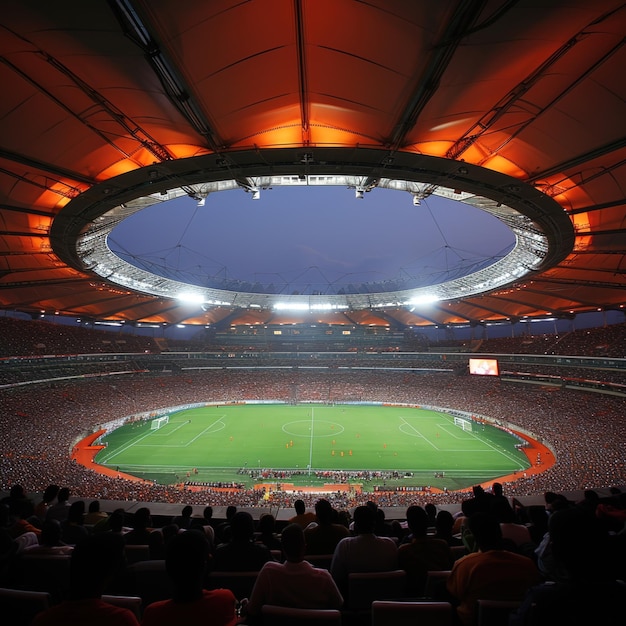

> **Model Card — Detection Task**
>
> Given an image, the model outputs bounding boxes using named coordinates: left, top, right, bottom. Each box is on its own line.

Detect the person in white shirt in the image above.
left=244, top=523, right=343, bottom=621
left=330, top=505, right=398, bottom=593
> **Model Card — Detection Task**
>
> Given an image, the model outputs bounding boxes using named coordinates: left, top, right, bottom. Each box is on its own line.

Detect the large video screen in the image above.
left=469, top=358, right=500, bottom=376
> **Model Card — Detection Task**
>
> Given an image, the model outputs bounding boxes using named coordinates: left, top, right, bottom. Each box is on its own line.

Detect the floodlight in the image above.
left=176, top=292, right=205, bottom=304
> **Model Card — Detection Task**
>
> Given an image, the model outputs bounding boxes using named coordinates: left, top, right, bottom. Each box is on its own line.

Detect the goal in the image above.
left=151, top=415, right=169, bottom=430
left=453, top=416, right=472, bottom=432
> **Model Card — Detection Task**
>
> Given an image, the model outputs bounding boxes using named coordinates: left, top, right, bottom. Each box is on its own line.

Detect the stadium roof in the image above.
left=1, top=1, right=625, bottom=330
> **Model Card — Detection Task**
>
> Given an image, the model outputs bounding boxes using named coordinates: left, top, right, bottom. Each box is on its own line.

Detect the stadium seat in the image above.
left=371, top=600, right=453, bottom=626
left=206, top=570, right=259, bottom=601
left=0, top=587, right=51, bottom=626
left=423, top=570, right=452, bottom=599
left=450, top=545, right=468, bottom=561
left=123, top=544, right=151, bottom=564
left=304, top=554, right=334, bottom=570
left=122, top=560, right=173, bottom=609
left=476, top=599, right=522, bottom=626
left=261, top=604, right=343, bottom=626
left=346, top=569, right=408, bottom=610
left=102, top=594, right=143, bottom=620
left=11, top=554, right=72, bottom=602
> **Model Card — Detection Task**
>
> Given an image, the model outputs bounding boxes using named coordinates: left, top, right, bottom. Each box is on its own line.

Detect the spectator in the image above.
left=255, top=514, right=281, bottom=551
left=24, top=518, right=73, bottom=555
left=433, top=510, right=464, bottom=547
left=446, top=512, right=541, bottom=626
left=141, top=529, right=238, bottom=626
left=32, top=533, right=139, bottom=625
left=32, top=484, right=59, bottom=527
left=288, top=499, right=317, bottom=528
left=61, top=500, right=89, bottom=545
left=123, top=507, right=152, bottom=545
left=304, top=498, right=350, bottom=555
left=511, top=507, right=626, bottom=625
left=84, top=500, right=108, bottom=526
left=245, top=523, right=343, bottom=621
left=398, top=505, right=454, bottom=595
left=172, top=504, right=194, bottom=530
left=330, top=505, right=398, bottom=594
left=215, top=505, right=237, bottom=545
left=211, top=511, right=274, bottom=572
left=45, top=487, right=71, bottom=523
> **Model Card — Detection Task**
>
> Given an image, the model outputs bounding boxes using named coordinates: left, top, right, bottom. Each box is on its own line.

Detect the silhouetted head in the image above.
left=467, top=513, right=502, bottom=551
left=435, top=510, right=455, bottom=535
left=166, top=529, right=210, bottom=600
left=230, top=511, right=255, bottom=541
left=42, top=485, right=60, bottom=504
left=258, top=514, right=276, bottom=534
left=406, top=505, right=429, bottom=537
left=548, top=507, right=613, bottom=580
left=281, top=523, right=306, bottom=562
left=67, top=500, right=85, bottom=524
left=294, top=499, right=306, bottom=515
left=40, top=519, right=64, bottom=547
left=69, top=533, right=126, bottom=599
left=315, top=499, right=334, bottom=525
left=133, top=507, right=151, bottom=530
left=353, top=505, right=376, bottom=534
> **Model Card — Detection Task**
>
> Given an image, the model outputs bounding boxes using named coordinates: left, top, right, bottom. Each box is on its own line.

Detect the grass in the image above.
left=95, top=404, right=530, bottom=492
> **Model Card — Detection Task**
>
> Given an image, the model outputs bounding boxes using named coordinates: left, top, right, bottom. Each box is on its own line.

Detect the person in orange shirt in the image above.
left=288, top=499, right=317, bottom=528
left=446, top=512, right=541, bottom=626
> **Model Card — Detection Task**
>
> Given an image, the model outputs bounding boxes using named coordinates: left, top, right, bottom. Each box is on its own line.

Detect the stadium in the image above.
left=1, top=1, right=626, bottom=524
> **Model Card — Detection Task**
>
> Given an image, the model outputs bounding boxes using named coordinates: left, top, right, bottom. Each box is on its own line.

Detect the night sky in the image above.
left=109, top=185, right=515, bottom=295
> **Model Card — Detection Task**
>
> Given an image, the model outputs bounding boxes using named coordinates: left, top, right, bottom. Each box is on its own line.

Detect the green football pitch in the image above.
left=95, top=404, right=531, bottom=492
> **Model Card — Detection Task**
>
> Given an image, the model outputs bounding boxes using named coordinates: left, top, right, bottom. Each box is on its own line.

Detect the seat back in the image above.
left=372, top=600, right=453, bottom=626
left=346, top=569, right=407, bottom=611
left=207, top=570, right=259, bottom=601
left=123, top=560, right=173, bottom=609
left=450, top=545, right=468, bottom=561
left=423, top=570, right=452, bottom=599
left=477, top=599, right=522, bottom=626
left=261, top=604, right=343, bottom=626
left=0, top=587, right=51, bottom=626
left=304, top=554, right=334, bottom=570
left=11, top=554, right=72, bottom=602
left=102, top=594, right=143, bottom=619
left=124, top=544, right=152, bottom=564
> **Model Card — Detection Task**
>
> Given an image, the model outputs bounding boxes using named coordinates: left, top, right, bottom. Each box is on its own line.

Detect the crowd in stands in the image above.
left=1, top=485, right=625, bottom=624
left=1, top=368, right=625, bottom=512
left=2, top=315, right=626, bottom=359
left=0, top=317, right=157, bottom=358
left=478, top=321, right=626, bottom=358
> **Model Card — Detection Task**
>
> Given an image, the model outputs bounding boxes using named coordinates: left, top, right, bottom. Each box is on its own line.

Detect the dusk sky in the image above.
left=109, top=185, right=515, bottom=296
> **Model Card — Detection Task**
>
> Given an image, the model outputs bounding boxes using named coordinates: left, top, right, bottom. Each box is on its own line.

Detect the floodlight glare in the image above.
left=406, top=295, right=440, bottom=305
left=176, top=292, right=205, bottom=304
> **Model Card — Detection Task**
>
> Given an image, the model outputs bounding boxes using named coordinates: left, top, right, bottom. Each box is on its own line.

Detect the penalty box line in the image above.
left=397, top=416, right=440, bottom=450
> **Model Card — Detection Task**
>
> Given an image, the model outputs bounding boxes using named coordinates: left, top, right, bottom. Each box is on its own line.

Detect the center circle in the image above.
left=282, top=420, right=345, bottom=438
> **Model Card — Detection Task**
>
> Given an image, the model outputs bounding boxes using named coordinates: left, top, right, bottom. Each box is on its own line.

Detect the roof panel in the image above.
left=0, top=0, right=624, bottom=325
